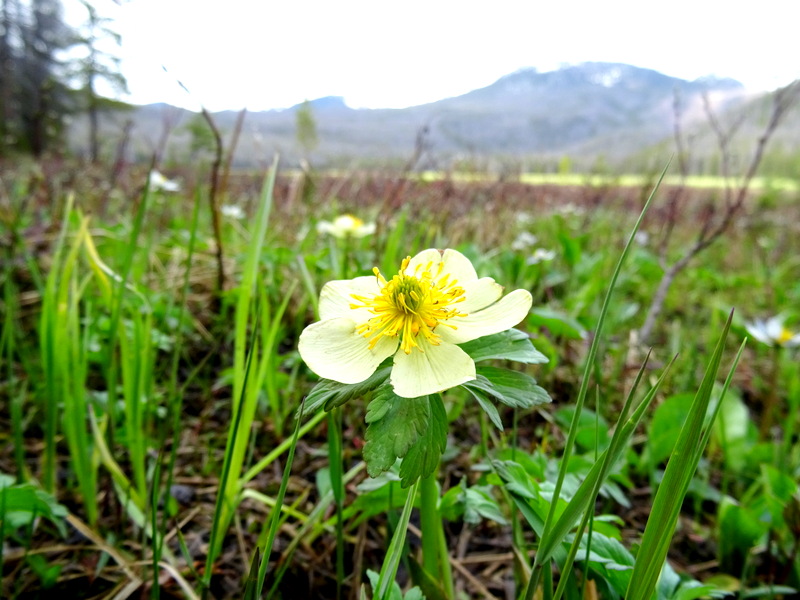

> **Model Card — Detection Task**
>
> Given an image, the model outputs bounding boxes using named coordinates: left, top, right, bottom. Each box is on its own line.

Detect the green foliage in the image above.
left=363, top=389, right=447, bottom=487
left=0, top=474, right=67, bottom=537
left=303, top=366, right=391, bottom=414
left=366, top=569, right=425, bottom=600
left=459, top=328, right=550, bottom=363
left=440, top=479, right=508, bottom=525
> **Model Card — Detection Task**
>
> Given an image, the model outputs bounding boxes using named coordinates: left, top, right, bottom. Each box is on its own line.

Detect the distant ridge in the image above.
left=72, top=62, right=796, bottom=172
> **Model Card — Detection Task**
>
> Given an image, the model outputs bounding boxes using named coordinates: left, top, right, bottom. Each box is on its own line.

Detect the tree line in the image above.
left=0, top=0, right=126, bottom=159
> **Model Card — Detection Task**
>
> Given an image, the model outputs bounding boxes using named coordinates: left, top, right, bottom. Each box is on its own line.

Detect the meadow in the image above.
left=1, top=159, right=799, bottom=600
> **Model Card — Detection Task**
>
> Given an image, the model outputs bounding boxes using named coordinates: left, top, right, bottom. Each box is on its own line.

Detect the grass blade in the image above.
left=626, top=313, right=740, bottom=599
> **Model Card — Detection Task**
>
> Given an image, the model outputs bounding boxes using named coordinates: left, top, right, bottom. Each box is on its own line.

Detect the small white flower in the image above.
left=557, top=203, right=585, bottom=217
left=221, top=204, right=245, bottom=219
left=511, top=231, right=539, bottom=251
left=317, top=214, right=376, bottom=239
left=526, top=248, right=556, bottom=265
left=745, top=316, right=800, bottom=348
left=298, top=249, right=533, bottom=398
left=516, top=212, right=534, bottom=226
left=634, top=231, right=650, bottom=246
left=148, top=170, right=181, bottom=193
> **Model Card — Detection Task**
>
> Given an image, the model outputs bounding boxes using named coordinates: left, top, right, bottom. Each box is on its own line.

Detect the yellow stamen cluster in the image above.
left=778, top=328, right=795, bottom=346
left=351, top=256, right=467, bottom=353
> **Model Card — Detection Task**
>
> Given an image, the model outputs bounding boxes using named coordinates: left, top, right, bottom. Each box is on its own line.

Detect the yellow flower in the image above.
left=298, top=249, right=533, bottom=398
left=316, top=214, right=376, bottom=239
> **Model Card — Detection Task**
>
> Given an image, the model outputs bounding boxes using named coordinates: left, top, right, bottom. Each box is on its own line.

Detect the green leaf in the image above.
left=363, top=387, right=430, bottom=478
left=474, top=366, right=552, bottom=408
left=25, top=554, right=62, bottom=589
left=672, top=584, right=729, bottom=600
left=465, top=384, right=503, bottom=430
left=556, top=229, right=582, bottom=267
left=646, top=393, right=695, bottom=466
left=710, top=385, right=753, bottom=473
left=657, top=561, right=730, bottom=599
left=0, top=476, right=67, bottom=537
left=459, top=328, right=549, bottom=364
left=441, top=479, right=508, bottom=525
left=303, top=366, right=391, bottom=415
left=367, top=569, right=403, bottom=600
left=242, top=548, right=261, bottom=600
left=572, top=531, right=633, bottom=596
left=527, top=306, right=588, bottom=340
left=555, top=407, right=610, bottom=453
left=718, top=497, right=769, bottom=569
left=399, top=394, right=448, bottom=488
left=493, top=460, right=540, bottom=501
left=741, top=586, right=798, bottom=598
left=460, top=486, right=507, bottom=525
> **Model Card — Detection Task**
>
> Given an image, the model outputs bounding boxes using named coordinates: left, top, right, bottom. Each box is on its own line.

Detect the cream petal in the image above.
left=405, top=248, right=444, bottom=275
left=459, top=277, right=503, bottom=313
left=391, top=339, right=476, bottom=398
left=319, top=276, right=380, bottom=321
left=765, top=317, right=784, bottom=341
left=439, top=249, right=478, bottom=283
left=745, top=320, right=771, bottom=346
left=298, top=317, right=398, bottom=384
left=439, top=288, right=533, bottom=344
left=406, top=248, right=478, bottom=285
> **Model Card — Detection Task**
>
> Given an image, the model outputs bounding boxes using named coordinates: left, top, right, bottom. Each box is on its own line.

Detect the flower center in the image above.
left=351, top=256, right=467, bottom=353
left=778, top=327, right=795, bottom=346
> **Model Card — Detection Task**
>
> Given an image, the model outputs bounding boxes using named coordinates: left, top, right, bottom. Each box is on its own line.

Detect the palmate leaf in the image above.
left=301, top=366, right=391, bottom=415
left=474, top=366, right=551, bottom=408
left=363, top=387, right=430, bottom=478
left=466, top=386, right=504, bottom=430
left=459, top=328, right=549, bottom=364
left=399, top=394, right=447, bottom=488
left=363, top=387, right=448, bottom=487
left=440, top=479, right=508, bottom=526
left=461, top=367, right=551, bottom=429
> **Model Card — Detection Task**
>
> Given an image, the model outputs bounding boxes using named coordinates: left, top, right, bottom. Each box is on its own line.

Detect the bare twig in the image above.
left=219, top=108, right=248, bottom=200
left=640, top=81, right=800, bottom=344
left=200, top=106, right=226, bottom=298
left=153, top=104, right=182, bottom=167
left=672, top=87, right=690, bottom=178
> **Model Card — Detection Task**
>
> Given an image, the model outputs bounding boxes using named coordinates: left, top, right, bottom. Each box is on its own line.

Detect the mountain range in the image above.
left=73, top=62, right=798, bottom=173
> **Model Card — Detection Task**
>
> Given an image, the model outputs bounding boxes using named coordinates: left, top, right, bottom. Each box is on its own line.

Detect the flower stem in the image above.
left=419, top=474, right=439, bottom=575
left=419, top=472, right=453, bottom=597
left=760, top=345, right=780, bottom=438
left=328, top=407, right=345, bottom=600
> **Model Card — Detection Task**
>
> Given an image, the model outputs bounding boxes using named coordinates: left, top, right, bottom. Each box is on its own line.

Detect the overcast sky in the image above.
left=70, top=0, right=799, bottom=112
